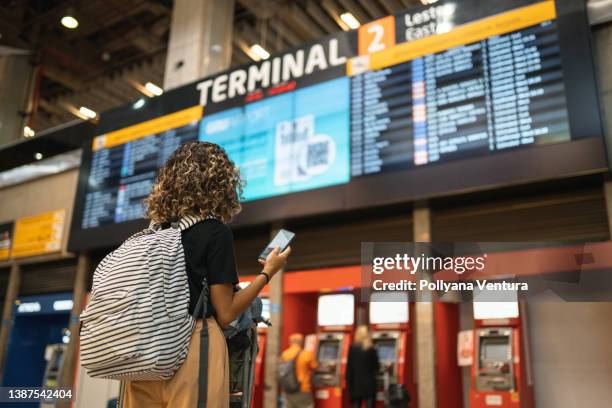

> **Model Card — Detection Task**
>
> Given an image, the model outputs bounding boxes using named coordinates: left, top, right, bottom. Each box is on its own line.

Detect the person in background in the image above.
left=281, top=333, right=318, bottom=408
left=346, top=325, right=380, bottom=408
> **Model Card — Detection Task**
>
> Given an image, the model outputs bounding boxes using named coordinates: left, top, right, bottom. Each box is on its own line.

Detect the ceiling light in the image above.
left=79, top=106, right=97, bottom=119
left=34, top=152, right=43, bottom=160
left=144, top=82, right=163, bottom=96
left=23, top=126, right=35, bottom=138
left=60, top=10, right=79, bottom=29
left=133, top=98, right=146, bottom=109
left=250, top=44, right=270, bottom=61
left=340, top=12, right=360, bottom=29
left=420, top=0, right=439, bottom=4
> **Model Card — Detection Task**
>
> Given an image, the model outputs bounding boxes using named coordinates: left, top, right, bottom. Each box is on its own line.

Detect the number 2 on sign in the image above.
left=358, top=15, right=396, bottom=55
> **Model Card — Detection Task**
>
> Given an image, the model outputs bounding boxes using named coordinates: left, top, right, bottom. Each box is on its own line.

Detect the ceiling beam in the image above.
left=237, top=0, right=276, bottom=19
left=42, top=64, right=82, bottom=91
left=337, top=0, right=372, bottom=24
left=378, top=0, right=405, bottom=14
left=357, top=0, right=385, bottom=19
left=307, top=1, right=343, bottom=34
left=268, top=19, right=304, bottom=47
left=38, top=98, right=70, bottom=119
left=321, top=0, right=351, bottom=31
left=283, top=4, right=325, bottom=40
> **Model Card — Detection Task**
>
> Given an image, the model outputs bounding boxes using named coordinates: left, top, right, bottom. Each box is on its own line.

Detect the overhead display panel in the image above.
left=69, top=0, right=606, bottom=251
left=82, top=107, right=202, bottom=229
left=200, top=77, right=350, bottom=201
left=349, top=1, right=569, bottom=173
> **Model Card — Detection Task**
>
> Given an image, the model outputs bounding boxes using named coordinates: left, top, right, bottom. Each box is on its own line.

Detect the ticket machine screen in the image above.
left=375, top=340, right=397, bottom=363
left=483, top=341, right=510, bottom=361
left=318, top=341, right=339, bottom=361
left=481, top=337, right=511, bottom=362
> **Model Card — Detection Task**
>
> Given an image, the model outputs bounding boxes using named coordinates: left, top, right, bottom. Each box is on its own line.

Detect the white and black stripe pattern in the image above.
left=79, top=215, right=203, bottom=380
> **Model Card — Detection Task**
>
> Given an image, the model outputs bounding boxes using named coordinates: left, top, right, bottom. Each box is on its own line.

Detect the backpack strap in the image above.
left=176, top=214, right=222, bottom=231
left=194, top=278, right=210, bottom=408
left=174, top=214, right=205, bottom=231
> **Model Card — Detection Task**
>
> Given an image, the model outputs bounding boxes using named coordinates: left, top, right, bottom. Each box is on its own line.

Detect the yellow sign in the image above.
left=0, top=228, right=11, bottom=261
left=12, top=210, right=66, bottom=258
left=92, top=105, right=204, bottom=151
left=348, top=1, right=556, bottom=75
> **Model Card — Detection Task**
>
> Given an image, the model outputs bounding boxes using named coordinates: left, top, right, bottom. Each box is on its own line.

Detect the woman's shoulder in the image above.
left=183, top=219, right=232, bottom=240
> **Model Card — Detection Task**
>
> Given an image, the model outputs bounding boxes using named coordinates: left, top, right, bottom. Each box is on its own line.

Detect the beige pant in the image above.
left=122, top=318, right=229, bottom=408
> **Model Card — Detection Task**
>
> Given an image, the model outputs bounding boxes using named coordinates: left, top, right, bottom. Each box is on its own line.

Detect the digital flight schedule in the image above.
left=81, top=107, right=201, bottom=229
left=349, top=8, right=569, bottom=176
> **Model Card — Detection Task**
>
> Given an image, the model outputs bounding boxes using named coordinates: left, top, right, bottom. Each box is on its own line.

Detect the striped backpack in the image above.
left=79, top=215, right=203, bottom=380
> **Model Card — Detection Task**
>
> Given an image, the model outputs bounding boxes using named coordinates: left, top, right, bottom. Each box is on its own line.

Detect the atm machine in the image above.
left=252, top=297, right=270, bottom=408
left=312, top=293, right=355, bottom=408
left=40, top=342, right=68, bottom=408
left=470, top=291, right=534, bottom=408
left=369, top=292, right=415, bottom=408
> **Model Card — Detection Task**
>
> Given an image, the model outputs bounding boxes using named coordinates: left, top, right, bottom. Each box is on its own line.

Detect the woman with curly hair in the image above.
left=123, top=141, right=291, bottom=408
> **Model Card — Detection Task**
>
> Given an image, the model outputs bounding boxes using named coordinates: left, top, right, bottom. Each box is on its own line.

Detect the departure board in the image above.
left=82, top=107, right=201, bottom=229
left=349, top=5, right=568, bottom=175
left=69, top=0, right=606, bottom=250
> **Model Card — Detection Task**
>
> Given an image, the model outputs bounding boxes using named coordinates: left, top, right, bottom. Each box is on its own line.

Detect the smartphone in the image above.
left=259, top=229, right=295, bottom=261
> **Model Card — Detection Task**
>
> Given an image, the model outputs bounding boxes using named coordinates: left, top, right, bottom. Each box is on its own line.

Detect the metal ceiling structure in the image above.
left=0, top=0, right=420, bottom=134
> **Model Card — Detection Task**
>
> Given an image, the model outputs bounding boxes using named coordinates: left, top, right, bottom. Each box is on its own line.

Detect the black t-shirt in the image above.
left=181, top=219, right=239, bottom=318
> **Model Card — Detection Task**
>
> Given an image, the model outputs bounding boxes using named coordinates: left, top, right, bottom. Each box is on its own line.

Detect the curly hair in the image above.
left=144, top=141, right=244, bottom=224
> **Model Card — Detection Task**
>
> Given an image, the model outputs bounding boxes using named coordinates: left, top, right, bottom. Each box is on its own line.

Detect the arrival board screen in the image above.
left=69, top=0, right=606, bottom=249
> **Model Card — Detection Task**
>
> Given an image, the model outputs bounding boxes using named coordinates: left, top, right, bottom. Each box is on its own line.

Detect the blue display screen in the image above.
left=200, top=77, right=350, bottom=201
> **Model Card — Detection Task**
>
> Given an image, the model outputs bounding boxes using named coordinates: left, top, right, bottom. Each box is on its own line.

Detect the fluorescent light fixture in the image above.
left=23, top=125, right=35, bottom=138
left=17, top=302, right=41, bottom=313
left=61, top=14, right=79, bottom=29
left=340, top=12, right=360, bottom=29
left=53, top=300, right=74, bottom=311
left=133, top=98, right=146, bottom=109
left=79, top=106, right=97, bottom=119
left=144, top=82, right=163, bottom=96
left=250, top=44, right=270, bottom=60
left=34, top=152, right=43, bottom=160
left=421, top=0, right=439, bottom=4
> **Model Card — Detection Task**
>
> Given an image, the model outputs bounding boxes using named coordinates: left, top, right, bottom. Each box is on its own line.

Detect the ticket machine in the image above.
left=470, top=292, right=534, bottom=408
left=252, top=297, right=270, bottom=408
left=369, top=292, right=415, bottom=408
left=312, top=293, right=355, bottom=408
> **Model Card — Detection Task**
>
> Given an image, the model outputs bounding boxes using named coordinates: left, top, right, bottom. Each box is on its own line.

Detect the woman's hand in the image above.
left=258, top=246, right=291, bottom=279
left=212, top=246, right=291, bottom=327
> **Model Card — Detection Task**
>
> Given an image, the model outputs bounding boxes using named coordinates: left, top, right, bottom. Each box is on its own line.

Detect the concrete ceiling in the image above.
left=0, top=0, right=421, bottom=133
